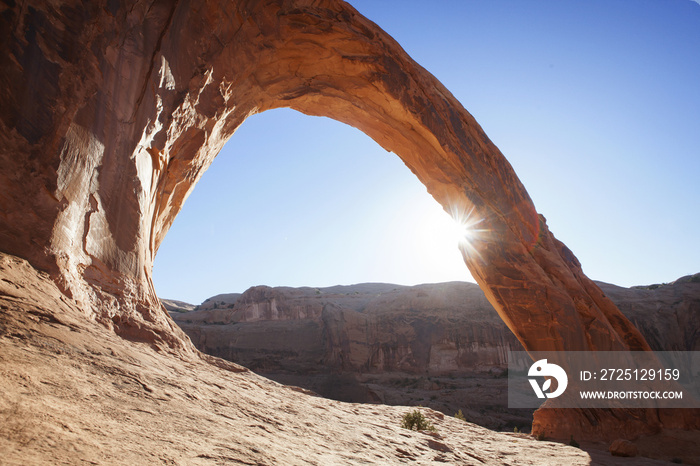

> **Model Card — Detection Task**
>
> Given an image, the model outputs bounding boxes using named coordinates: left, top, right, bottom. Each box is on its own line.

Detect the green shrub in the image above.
left=454, top=409, right=466, bottom=421
left=401, top=409, right=436, bottom=432
left=513, top=426, right=519, bottom=433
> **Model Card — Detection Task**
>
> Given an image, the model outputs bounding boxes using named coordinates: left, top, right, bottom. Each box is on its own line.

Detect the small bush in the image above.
left=401, top=409, right=436, bottom=432
left=536, top=431, right=546, bottom=441
left=454, top=409, right=466, bottom=421
left=513, top=426, right=519, bottom=433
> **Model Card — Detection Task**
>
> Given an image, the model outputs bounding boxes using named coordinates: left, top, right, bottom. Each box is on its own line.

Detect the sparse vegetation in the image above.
left=401, top=409, right=436, bottom=432
left=513, top=426, right=519, bottom=433
left=536, top=431, right=546, bottom=441
left=454, top=409, right=466, bottom=421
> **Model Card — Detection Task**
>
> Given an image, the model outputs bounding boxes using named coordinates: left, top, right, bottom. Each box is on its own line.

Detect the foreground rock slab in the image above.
left=0, top=253, right=602, bottom=465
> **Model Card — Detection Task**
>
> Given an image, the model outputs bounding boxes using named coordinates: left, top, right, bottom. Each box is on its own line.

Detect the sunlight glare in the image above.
left=416, top=199, right=486, bottom=263
left=444, top=204, right=486, bottom=260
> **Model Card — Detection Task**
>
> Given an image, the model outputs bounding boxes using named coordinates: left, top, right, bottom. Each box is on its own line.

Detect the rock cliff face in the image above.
left=601, top=276, right=700, bottom=352
left=176, top=282, right=519, bottom=375
left=1, top=0, right=695, bottom=442
left=171, top=275, right=700, bottom=430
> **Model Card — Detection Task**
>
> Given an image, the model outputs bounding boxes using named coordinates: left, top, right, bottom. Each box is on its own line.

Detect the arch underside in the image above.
left=1, top=0, right=695, bottom=440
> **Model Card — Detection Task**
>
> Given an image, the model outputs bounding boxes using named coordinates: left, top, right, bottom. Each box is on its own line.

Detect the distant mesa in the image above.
left=160, top=298, right=197, bottom=313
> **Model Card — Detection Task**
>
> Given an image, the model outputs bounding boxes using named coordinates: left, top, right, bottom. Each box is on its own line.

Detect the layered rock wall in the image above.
left=175, top=282, right=521, bottom=375
left=175, top=277, right=700, bottom=373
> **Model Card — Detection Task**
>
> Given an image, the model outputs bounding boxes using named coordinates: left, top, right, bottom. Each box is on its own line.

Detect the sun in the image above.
left=418, top=201, right=486, bottom=261
left=382, top=193, right=485, bottom=285
left=443, top=204, right=486, bottom=259
left=447, top=213, right=476, bottom=245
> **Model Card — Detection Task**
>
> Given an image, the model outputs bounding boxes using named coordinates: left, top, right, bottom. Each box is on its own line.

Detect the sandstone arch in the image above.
left=1, top=0, right=693, bottom=440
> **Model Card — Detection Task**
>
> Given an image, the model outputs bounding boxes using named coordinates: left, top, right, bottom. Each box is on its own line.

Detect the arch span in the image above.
left=1, top=0, right=692, bottom=440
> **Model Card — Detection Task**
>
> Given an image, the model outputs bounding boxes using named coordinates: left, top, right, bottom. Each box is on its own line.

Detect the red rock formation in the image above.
left=0, top=0, right=695, bottom=441
left=175, top=282, right=521, bottom=373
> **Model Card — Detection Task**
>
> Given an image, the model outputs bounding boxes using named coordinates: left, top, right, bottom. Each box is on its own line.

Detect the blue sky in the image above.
left=154, top=0, right=700, bottom=304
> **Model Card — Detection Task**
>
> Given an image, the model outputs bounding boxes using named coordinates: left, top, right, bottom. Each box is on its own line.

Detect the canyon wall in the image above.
left=170, top=275, right=700, bottom=429
left=1, top=0, right=695, bottom=440
left=173, top=276, right=700, bottom=373
left=174, top=282, right=521, bottom=375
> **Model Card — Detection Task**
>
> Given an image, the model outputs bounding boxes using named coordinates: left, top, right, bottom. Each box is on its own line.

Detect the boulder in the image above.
left=610, top=438, right=638, bottom=457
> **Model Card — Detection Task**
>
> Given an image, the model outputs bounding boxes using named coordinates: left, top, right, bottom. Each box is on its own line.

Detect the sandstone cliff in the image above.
left=175, top=282, right=518, bottom=374
left=601, top=276, right=700, bottom=352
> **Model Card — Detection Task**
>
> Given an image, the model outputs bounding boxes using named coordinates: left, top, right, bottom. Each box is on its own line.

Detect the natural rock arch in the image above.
left=1, top=0, right=693, bottom=440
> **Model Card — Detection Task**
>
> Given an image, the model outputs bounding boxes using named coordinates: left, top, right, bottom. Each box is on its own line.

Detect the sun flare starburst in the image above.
left=445, top=205, right=487, bottom=260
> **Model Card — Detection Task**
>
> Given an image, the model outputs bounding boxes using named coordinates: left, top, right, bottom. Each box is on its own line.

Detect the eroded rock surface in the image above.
left=177, top=282, right=518, bottom=373
left=603, top=276, right=700, bottom=352
left=1, top=0, right=696, bottom=445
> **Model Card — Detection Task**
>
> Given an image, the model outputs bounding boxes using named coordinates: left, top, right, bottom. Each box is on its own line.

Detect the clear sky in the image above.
left=153, top=0, right=700, bottom=304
